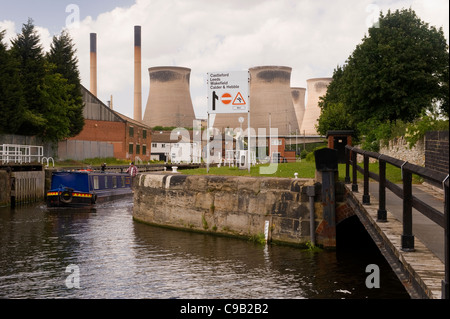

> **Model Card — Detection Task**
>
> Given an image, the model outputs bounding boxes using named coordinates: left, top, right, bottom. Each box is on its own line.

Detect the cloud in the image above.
left=3, top=0, right=449, bottom=121
left=0, top=20, right=16, bottom=48
left=0, top=19, right=53, bottom=53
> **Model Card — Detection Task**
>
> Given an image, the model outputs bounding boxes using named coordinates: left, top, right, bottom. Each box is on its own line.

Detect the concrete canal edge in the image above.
left=132, top=173, right=353, bottom=249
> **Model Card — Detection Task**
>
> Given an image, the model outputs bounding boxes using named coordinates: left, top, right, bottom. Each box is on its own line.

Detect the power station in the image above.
left=134, top=26, right=143, bottom=122
left=86, top=30, right=332, bottom=140
left=213, top=66, right=301, bottom=136
left=291, top=87, right=306, bottom=135
left=142, top=66, right=196, bottom=128
left=301, top=78, right=332, bottom=135
left=90, top=33, right=97, bottom=97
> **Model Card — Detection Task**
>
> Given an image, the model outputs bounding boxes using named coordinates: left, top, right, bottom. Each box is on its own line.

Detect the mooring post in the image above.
left=306, top=186, right=316, bottom=246
left=314, top=148, right=338, bottom=247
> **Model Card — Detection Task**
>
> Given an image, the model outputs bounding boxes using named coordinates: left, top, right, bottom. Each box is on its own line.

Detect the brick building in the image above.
left=59, top=85, right=152, bottom=161
left=268, top=137, right=296, bottom=163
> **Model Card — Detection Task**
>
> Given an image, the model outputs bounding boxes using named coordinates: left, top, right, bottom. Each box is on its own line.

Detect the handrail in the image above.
left=1, top=144, right=44, bottom=164
left=345, top=145, right=449, bottom=299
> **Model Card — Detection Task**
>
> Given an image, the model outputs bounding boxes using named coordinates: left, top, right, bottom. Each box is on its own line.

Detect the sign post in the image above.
left=207, top=71, right=250, bottom=173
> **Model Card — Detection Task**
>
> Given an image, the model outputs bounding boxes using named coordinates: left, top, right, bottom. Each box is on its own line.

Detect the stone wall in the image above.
left=378, top=136, right=425, bottom=166
left=133, top=173, right=351, bottom=248
left=425, top=131, right=449, bottom=174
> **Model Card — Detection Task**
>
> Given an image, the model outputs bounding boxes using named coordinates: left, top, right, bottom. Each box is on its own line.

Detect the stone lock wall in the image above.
left=133, top=173, right=352, bottom=247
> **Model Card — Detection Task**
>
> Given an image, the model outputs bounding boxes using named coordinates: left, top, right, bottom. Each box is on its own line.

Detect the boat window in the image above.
left=93, top=176, right=99, bottom=190
left=121, top=176, right=125, bottom=187
left=112, top=176, right=117, bottom=188
left=105, top=176, right=108, bottom=188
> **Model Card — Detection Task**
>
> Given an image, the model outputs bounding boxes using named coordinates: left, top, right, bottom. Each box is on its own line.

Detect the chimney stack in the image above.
left=90, top=33, right=97, bottom=96
left=134, top=26, right=142, bottom=122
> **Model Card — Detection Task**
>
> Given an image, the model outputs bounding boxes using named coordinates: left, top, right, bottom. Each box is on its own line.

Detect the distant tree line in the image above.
left=0, top=18, right=84, bottom=142
left=317, top=9, right=449, bottom=151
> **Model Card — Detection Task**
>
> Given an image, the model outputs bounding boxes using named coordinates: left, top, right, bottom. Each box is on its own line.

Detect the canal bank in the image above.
left=133, top=173, right=354, bottom=248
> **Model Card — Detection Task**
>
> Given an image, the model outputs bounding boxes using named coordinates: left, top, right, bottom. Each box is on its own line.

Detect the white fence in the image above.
left=1, top=144, right=44, bottom=164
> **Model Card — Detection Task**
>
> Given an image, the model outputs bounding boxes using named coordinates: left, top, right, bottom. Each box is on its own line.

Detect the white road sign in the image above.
left=207, top=71, right=250, bottom=114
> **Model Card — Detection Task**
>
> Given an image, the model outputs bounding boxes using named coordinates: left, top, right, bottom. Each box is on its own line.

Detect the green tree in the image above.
left=316, top=102, right=354, bottom=136
left=47, top=30, right=84, bottom=137
left=0, top=30, right=25, bottom=134
left=10, top=18, right=47, bottom=136
left=319, top=8, right=449, bottom=148
left=37, top=62, right=73, bottom=142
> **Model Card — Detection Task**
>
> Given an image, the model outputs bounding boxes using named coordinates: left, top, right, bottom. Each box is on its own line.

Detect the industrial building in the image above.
left=58, top=85, right=152, bottom=162
left=143, top=66, right=196, bottom=128
left=213, top=66, right=300, bottom=136
left=291, top=87, right=306, bottom=135
left=58, top=28, right=152, bottom=162
left=301, top=78, right=332, bottom=135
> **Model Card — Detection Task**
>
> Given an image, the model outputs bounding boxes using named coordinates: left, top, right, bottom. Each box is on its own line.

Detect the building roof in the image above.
left=81, top=85, right=152, bottom=130
left=151, top=130, right=196, bottom=143
left=151, top=131, right=182, bottom=143
left=113, top=112, right=152, bottom=130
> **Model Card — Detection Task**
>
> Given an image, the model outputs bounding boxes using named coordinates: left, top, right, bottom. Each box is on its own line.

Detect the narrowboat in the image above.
left=46, top=171, right=133, bottom=208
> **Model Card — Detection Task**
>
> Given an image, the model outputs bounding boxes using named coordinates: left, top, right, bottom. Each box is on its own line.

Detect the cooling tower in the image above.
left=291, top=87, right=306, bottom=133
left=134, top=26, right=142, bottom=122
left=213, top=66, right=299, bottom=136
left=301, top=78, right=332, bottom=135
left=143, top=66, right=196, bottom=128
left=90, top=33, right=97, bottom=96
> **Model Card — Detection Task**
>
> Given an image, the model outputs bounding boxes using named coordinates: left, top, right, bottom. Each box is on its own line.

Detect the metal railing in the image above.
left=345, top=145, right=449, bottom=299
left=1, top=144, right=44, bottom=164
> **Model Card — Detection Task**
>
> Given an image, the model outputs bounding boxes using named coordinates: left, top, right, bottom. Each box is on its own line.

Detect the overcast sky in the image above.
left=1, top=0, right=449, bottom=121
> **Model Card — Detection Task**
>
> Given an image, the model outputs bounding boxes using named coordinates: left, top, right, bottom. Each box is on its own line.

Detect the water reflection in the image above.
left=0, top=199, right=409, bottom=299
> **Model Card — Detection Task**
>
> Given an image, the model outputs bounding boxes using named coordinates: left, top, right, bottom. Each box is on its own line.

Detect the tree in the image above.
left=318, top=8, right=449, bottom=146
left=0, top=30, right=25, bottom=134
left=37, top=62, right=73, bottom=142
left=7, top=19, right=85, bottom=141
left=316, top=102, right=354, bottom=136
left=10, top=18, right=47, bottom=136
left=46, top=30, right=84, bottom=137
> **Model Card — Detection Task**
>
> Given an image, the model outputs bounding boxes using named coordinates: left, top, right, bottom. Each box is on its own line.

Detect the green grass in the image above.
left=182, top=161, right=423, bottom=184
left=54, top=155, right=423, bottom=185
left=182, top=161, right=317, bottom=179
left=341, top=161, right=423, bottom=184
left=55, top=157, right=130, bottom=167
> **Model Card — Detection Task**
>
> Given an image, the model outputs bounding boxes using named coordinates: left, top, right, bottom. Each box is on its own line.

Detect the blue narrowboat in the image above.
left=46, top=171, right=133, bottom=208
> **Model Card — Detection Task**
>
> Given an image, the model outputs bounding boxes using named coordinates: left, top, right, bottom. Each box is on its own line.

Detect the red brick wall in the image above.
left=70, top=120, right=127, bottom=159
left=71, top=120, right=125, bottom=142
left=124, top=123, right=151, bottom=161
left=284, top=150, right=296, bottom=163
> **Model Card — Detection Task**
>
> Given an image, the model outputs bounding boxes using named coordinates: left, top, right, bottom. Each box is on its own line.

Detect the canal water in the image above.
left=0, top=198, right=409, bottom=299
